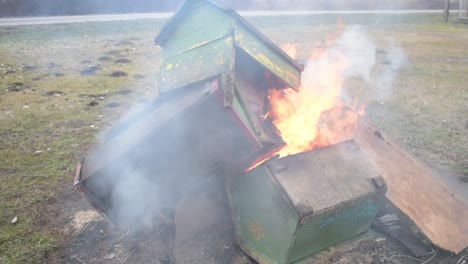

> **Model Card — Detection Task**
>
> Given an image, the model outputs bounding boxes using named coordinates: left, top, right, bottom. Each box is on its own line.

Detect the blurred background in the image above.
left=0, top=0, right=460, bottom=17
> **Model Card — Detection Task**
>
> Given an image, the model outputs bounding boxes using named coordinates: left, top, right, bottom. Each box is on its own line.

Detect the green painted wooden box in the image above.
left=154, top=0, right=302, bottom=96
left=76, top=0, right=303, bottom=227
left=227, top=140, right=387, bottom=264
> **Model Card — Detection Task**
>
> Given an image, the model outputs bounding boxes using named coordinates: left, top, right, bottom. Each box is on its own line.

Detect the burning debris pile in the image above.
left=74, top=0, right=468, bottom=262
left=249, top=26, right=371, bottom=168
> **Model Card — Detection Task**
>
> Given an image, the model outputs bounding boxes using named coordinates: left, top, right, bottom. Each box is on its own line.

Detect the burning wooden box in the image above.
left=228, top=140, right=387, bottom=264
left=74, top=0, right=301, bottom=226
left=155, top=0, right=301, bottom=94
left=74, top=80, right=272, bottom=223
left=74, top=0, right=468, bottom=261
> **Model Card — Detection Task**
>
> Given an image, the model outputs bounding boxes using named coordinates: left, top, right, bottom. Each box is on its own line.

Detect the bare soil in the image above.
left=48, top=193, right=464, bottom=264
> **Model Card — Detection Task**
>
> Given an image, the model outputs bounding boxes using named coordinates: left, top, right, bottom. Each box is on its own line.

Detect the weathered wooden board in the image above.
left=159, top=36, right=233, bottom=93
left=155, top=0, right=302, bottom=93
left=234, top=24, right=301, bottom=90
left=271, top=140, right=380, bottom=216
left=161, top=1, right=233, bottom=58
left=355, top=122, right=468, bottom=253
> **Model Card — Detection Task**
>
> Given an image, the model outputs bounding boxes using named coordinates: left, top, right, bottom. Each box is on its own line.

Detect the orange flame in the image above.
left=246, top=28, right=367, bottom=171
left=270, top=39, right=364, bottom=158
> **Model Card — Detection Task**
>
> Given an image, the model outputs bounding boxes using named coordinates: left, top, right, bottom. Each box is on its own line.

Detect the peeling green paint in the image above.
left=159, top=36, right=233, bottom=93
left=234, top=25, right=301, bottom=89
left=228, top=141, right=386, bottom=264
left=156, top=0, right=301, bottom=93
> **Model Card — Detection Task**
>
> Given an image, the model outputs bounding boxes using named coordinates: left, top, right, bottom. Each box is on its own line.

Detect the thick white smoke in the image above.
left=375, top=41, right=408, bottom=100
left=110, top=166, right=160, bottom=229
left=333, top=25, right=407, bottom=100
left=336, top=25, right=376, bottom=82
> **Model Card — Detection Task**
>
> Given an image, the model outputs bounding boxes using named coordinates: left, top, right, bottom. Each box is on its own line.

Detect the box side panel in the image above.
left=231, top=94, right=255, bottom=140
left=161, top=2, right=233, bottom=58
left=81, top=82, right=212, bottom=178
left=228, top=167, right=298, bottom=264
left=234, top=24, right=301, bottom=89
left=355, top=122, right=468, bottom=254
left=80, top=89, right=263, bottom=224
left=234, top=47, right=284, bottom=146
left=287, top=193, right=384, bottom=263
left=159, top=36, right=233, bottom=93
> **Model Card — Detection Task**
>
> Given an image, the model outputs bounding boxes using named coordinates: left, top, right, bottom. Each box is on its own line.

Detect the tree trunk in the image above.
left=466, top=0, right=468, bottom=18
left=444, top=0, right=450, bottom=22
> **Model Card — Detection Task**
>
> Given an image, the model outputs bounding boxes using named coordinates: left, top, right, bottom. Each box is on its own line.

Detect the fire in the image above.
left=245, top=146, right=283, bottom=172
left=270, top=37, right=364, bottom=157
left=246, top=27, right=367, bottom=171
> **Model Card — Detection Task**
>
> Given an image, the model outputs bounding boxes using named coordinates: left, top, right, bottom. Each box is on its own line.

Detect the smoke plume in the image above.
left=331, top=25, right=407, bottom=101
left=375, top=42, right=408, bottom=100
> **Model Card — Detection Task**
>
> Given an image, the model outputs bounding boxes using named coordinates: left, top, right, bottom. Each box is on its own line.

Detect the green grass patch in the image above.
left=0, top=19, right=162, bottom=263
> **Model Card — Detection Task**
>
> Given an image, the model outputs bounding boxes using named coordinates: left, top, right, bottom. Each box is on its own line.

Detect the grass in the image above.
left=0, top=20, right=162, bottom=263
left=0, top=13, right=467, bottom=263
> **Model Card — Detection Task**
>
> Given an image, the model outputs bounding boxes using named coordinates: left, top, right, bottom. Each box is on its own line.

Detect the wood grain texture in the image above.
left=355, top=122, right=468, bottom=253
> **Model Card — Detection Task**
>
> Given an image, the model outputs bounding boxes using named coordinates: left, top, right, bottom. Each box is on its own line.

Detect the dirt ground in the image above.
left=0, top=13, right=467, bottom=264
left=49, top=189, right=462, bottom=264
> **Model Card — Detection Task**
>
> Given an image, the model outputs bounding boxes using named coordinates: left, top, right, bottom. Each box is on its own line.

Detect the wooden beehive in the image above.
left=75, top=0, right=302, bottom=227
left=227, top=140, right=387, bottom=264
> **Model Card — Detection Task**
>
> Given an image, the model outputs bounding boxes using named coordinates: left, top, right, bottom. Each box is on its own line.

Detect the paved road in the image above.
left=0, top=10, right=444, bottom=27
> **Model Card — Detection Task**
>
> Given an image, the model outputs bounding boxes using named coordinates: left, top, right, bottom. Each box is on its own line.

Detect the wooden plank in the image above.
left=159, top=36, right=234, bottom=93
left=234, top=49, right=284, bottom=145
left=270, top=140, right=379, bottom=215
left=81, top=82, right=213, bottom=179
left=162, top=2, right=233, bottom=58
left=234, top=24, right=301, bottom=90
left=355, top=122, right=468, bottom=253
